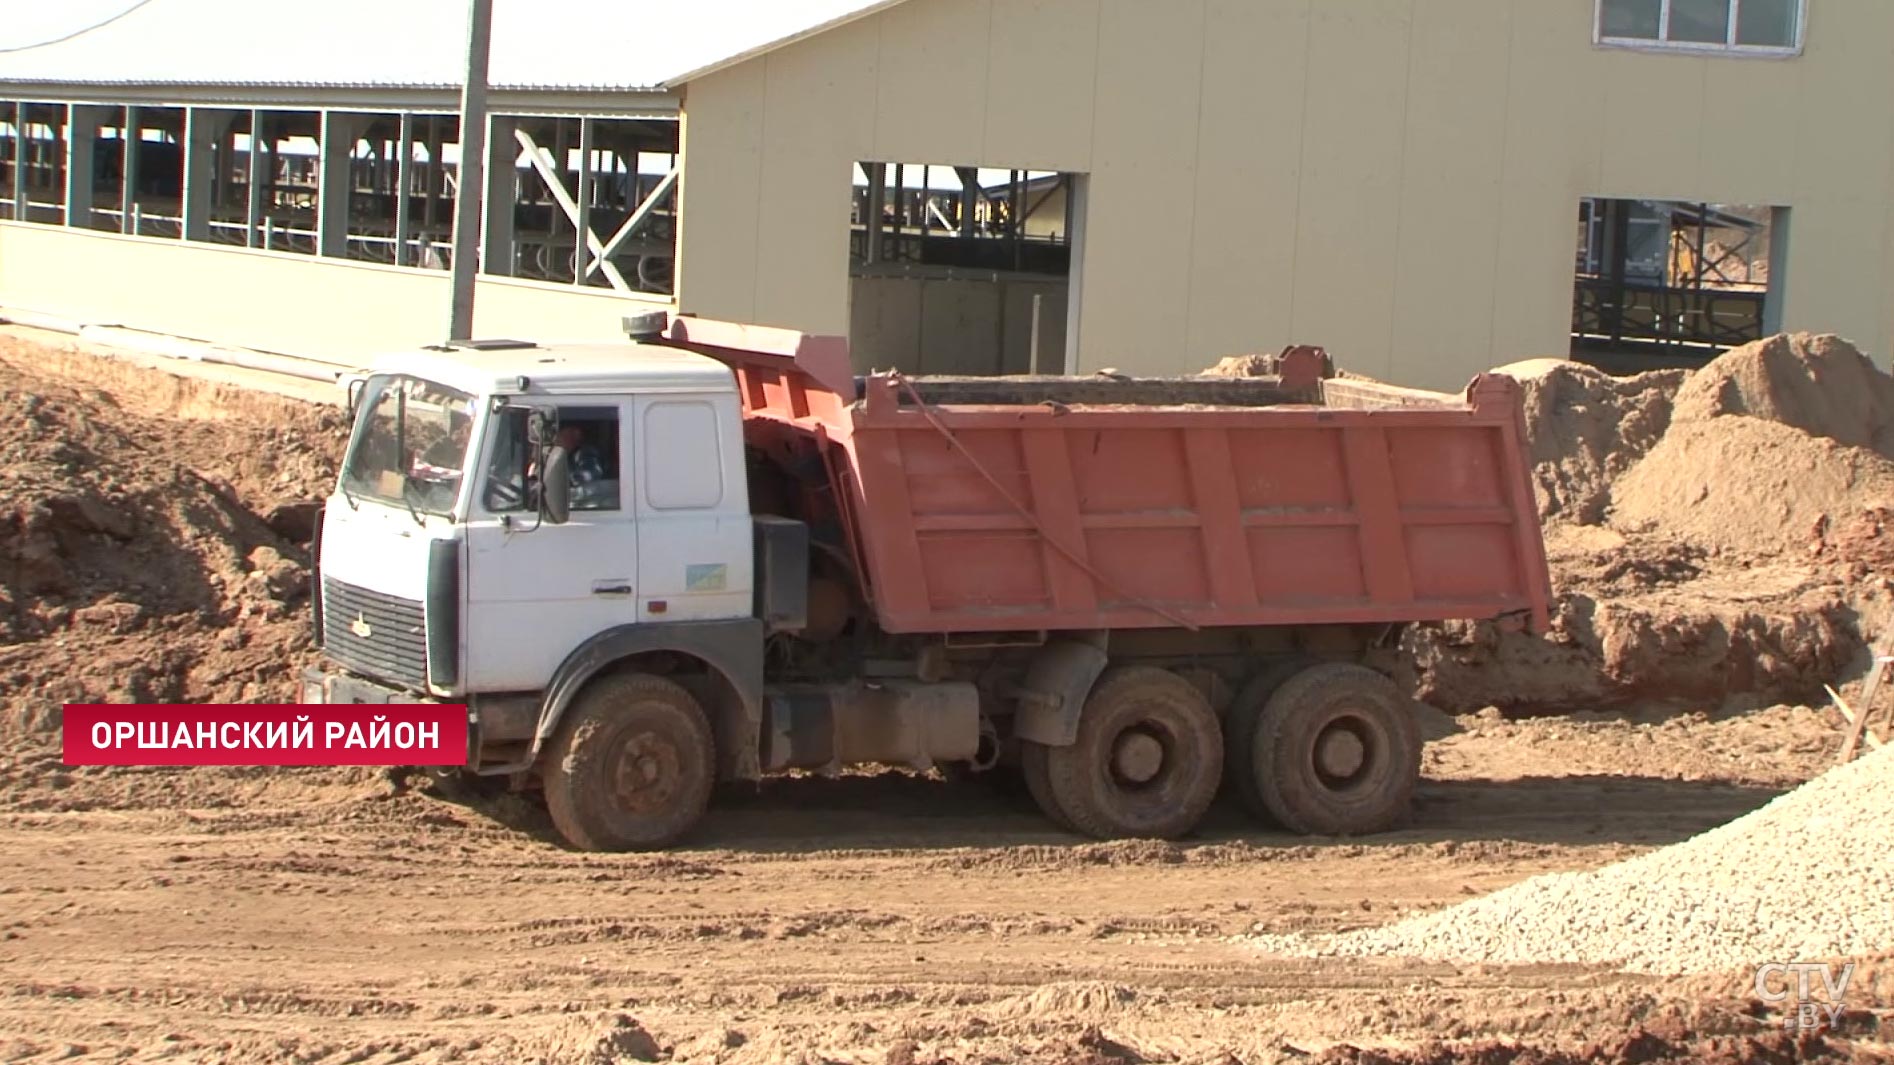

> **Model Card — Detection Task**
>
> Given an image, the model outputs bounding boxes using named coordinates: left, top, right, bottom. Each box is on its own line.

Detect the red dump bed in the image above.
left=667, top=318, right=1553, bottom=638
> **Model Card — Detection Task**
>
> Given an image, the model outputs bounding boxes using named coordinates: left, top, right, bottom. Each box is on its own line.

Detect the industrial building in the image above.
left=0, top=0, right=1882, bottom=388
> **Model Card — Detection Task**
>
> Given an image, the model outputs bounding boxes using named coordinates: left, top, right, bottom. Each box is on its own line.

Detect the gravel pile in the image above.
left=1250, top=745, right=1894, bottom=974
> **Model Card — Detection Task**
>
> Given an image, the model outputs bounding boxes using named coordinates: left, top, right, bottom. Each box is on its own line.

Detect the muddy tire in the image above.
left=1246, top=663, right=1420, bottom=836
left=1222, top=656, right=1314, bottom=824
left=542, top=673, right=715, bottom=851
left=1034, top=668, right=1222, bottom=840
left=1019, top=740, right=1078, bottom=832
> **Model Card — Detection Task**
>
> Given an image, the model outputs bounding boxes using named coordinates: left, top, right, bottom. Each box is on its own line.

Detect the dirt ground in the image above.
left=0, top=709, right=1871, bottom=1065
left=2, top=334, right=1891, bottom=1063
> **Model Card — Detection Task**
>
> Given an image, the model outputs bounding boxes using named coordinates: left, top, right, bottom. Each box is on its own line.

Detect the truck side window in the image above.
left=482, top=406, right=623, bottom=513
left=644, top=401, right=724, bottom=510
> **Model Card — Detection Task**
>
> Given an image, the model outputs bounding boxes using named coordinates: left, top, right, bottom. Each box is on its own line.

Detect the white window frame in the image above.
left=1594, top=0, right=1807, bottom=57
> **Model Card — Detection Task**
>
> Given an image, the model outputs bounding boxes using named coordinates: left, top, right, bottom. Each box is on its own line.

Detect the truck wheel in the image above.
left=1222, top=656, right=1314, bottom=825
left=1036, top=668, right=1222, bottom=840
left=1019, top=740, right=1078, bottom=832
left=542, top=673, right=715, bottom=851
left=1246, top=663, right=1420, bottom=836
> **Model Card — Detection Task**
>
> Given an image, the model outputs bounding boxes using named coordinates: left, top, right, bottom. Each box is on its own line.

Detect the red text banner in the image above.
left=63, top=704, right=469, bottom=767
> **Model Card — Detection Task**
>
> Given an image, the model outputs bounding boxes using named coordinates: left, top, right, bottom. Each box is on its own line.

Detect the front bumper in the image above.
left=301, top=666, right=430, bottom=706
left=302, top=666, right=487, bottom=771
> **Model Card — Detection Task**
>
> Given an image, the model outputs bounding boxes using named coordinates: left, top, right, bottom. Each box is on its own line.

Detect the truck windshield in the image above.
left=341, top=375, right=478, bottom=517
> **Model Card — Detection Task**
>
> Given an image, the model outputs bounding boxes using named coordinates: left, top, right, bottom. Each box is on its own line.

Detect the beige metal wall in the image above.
left=0, top=223, right=670, bottom=367
left=675, top=0, right=1894, bottom=388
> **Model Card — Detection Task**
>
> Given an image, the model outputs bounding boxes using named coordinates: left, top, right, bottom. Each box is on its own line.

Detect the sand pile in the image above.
left=1610, top=334, right=1894, bottom=561
left=1613, top=417, right=1894, bottom=559
left=1503, top=332, right=1894, bottom=558
left=1502, top=360, right=1686, bottom=525
left=1409, top=333, right=1894, bottom=713
left=0, top=339, right=352, bottom=809
left=1253, top=744, right=1894, bottom=974
left=1671, top=331, right=1894, bottom=450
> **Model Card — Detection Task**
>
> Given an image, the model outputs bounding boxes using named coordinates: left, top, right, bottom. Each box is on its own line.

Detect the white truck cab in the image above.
left=304, top=323, right=805, bottom=849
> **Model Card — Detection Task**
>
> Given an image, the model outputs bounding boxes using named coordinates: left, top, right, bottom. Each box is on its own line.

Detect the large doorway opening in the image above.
left=849, top=161, right=1077, bottom=375
left=1571, top=198, right=1786, bottom=371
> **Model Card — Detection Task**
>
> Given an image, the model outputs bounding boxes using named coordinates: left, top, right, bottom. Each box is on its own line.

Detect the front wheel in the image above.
left=1029, top=667, right=1222, bottom=839
left=542, top=672, right=715, bottom=851
left=1244, top=663, right=1420, bottom=836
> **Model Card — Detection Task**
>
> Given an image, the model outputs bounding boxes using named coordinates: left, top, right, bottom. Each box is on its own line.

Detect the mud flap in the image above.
left=1012, top=637, right=1110, bottom=748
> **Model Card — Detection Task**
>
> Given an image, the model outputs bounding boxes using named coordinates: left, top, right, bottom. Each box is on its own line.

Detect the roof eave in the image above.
left=0, top=80, right=680, bottom=117
left=658, top=0, right=913, bottom=89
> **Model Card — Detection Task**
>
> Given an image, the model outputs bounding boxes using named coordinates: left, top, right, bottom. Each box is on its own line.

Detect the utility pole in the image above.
left=447, top=0, right=494, bottom=340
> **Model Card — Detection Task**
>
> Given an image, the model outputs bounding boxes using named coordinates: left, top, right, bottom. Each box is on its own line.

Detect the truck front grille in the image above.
left=321, top=577, right=427, bottom=691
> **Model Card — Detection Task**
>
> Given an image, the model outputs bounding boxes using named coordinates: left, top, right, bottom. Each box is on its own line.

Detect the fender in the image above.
left=535, top=618, right=766, bottom=781
left=1011, top=632, right=1109, bottom=748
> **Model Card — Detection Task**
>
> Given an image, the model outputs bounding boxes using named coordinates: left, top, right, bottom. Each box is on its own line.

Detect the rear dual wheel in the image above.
left=1230, top=662, right=1420, bottom=836
left=1022, top=667, right=1223, bottom=840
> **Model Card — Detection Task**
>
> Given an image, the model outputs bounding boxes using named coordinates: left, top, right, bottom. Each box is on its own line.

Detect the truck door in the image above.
left=462, top=400, right=639, bottom=692
left=632, top=393, right=753, bottom=622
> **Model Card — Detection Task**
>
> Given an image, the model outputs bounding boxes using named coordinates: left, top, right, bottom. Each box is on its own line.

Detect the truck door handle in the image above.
left=592, top=581, right=633, bottom=598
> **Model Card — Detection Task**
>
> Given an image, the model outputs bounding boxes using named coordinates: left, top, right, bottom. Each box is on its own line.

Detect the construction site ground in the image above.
left=2, top=333, right=1891, bottom=1064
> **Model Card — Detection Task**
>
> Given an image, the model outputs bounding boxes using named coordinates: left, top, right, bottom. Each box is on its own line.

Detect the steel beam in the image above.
left=317, top=111, right=355, bottom=257
left=587, top=165, right=676, bottom=279
left=394, top=111, right=414, bottom=266
left=513, top=125, right=630, bottom=292
left=119, top=105, right=140, bottom=234
left=65, top=104, right=104, bottom=228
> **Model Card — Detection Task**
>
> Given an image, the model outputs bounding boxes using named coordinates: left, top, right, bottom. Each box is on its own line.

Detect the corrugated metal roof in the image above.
left=0, top=0, right=907, bottom=94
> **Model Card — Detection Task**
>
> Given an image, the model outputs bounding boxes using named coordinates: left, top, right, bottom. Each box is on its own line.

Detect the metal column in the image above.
left=245, top=109, right=266, bottom=248
left=1061, top=174, right=1088, bottom=375
left=65, top=104, right=103, bottom=228
left=957, top=166, right=978, bottom=238
left=9, top=103, right=26, bottom=222
left=181, top=107, right=224, bottom=241
left=573, top=117, right=593, bottom=283
left=481, top=116, right=516, bottom=278
left=317, top=111, right=354, bottom=257
left=393, top=112, right=414, bottom=266
left=1763, top=206, right=1792, bottom=336
left=423, top=115, right=443, bottom=249
left=119, top=105, right=140, bottom=234
left=865, top=162, right=885, bottom=265
left=1601, top=199, right=1630, bottom=346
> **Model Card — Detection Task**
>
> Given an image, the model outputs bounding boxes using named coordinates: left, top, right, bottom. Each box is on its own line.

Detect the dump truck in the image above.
left=303, top=313, right=1553, bottom=850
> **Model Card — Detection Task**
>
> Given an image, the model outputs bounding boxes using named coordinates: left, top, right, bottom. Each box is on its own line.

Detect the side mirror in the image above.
left=540, top=446, right=572, bottom=525
left=345, top=378, right=366, bottom=416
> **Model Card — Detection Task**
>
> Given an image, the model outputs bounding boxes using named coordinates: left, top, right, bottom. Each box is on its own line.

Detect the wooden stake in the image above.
left=1839, top=642, right=1894, bottom=763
